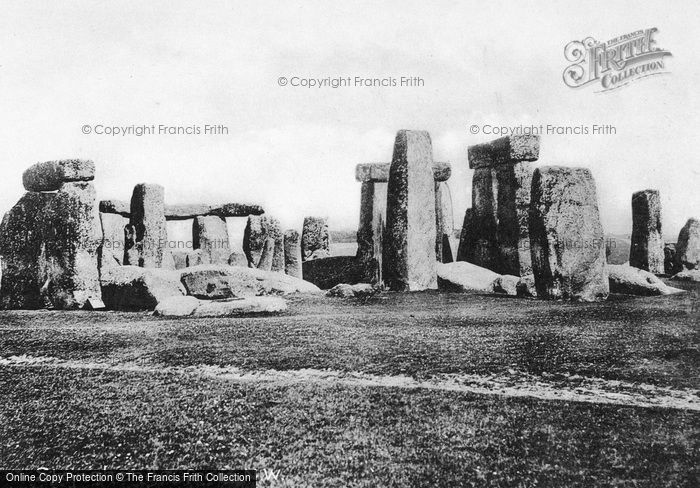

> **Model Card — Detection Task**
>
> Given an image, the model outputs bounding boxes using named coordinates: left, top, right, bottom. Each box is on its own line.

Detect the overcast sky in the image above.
left=1, top=0, right=698, bottom=241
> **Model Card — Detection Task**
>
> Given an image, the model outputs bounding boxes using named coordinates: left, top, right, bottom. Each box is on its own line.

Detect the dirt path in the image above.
left=2, top=354, right=699, bottom=411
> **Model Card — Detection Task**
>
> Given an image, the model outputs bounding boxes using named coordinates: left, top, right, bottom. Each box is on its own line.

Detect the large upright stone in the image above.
left=356, top=181, right=387, bottom=283
left=23, top=159, right=95, bottom=192
left=99, top=212, right=128, bottom=270
left=243, top=215, right=266, bottom=267
left=301, top=216, right=330, bottom=261
left=529, top=166, right=609, bottom=301
left=675, top=218, right=700, bottom=270
left=268, top=218, right=285, bottom=273
left=460, top=135, right=539, bottom=276
left=384, top=130, right=437, bottom=291
left=40, top=182, right=102, bottom=308
left=123, top=184, right=167, bottom=268
left=193, top=215, right=230, bottom=265
left=257, top=237, right=275, bottom=272
left=629, top=189, right=664, bottom=274
left=0, top=192, right=56, bottom=309
left=284, top=229, right=302, bottom=279
left=456, top=208, right=475, bottom=262
left=434, top=182, right=454, bottom=263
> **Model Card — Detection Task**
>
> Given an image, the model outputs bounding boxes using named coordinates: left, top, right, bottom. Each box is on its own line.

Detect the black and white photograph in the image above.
left=0, top=1, right=698, bottom=486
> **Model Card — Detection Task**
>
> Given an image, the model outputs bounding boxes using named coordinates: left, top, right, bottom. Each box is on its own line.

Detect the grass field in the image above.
left=1, top=285, right=698, bottom=486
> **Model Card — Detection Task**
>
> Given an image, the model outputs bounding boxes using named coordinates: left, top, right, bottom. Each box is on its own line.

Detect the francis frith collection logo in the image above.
left=563, top=28, right=671, bottom=92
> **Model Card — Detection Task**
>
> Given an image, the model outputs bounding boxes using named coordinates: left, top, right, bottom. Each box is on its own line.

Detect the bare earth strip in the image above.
left=2, top=354, right=699, bottom=411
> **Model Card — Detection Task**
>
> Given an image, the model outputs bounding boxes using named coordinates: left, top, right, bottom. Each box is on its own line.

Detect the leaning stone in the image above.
left=100, top=266, right=185, bottom=311
left=99, top=212, right=128, bottom=269
left=384, top=130, right=437, bottom=291
left=492, top=275, right=520, bottom=296
left=193, top=296, right=287, bottom=316
left=529, top=166, right=609, bottom=301
left=437, top=262, right=501, bottom=292
left=0, top=192, right=56, bottom=309
left=608, top=264, right=684, bottom=296
left=23, top=159, right=95, bottom=192
left=468, top=135, right=540, bottom=169
left=124, top=183, right=167, bottom=268
left=193, top=215, right=230, bottom=265
left=284, top=229, right=302, bottom=279
left=153, top=295, right=201, bottom=317
left=39, top=181, right=102, bottom=309
left=301, top=216, right=331, bottom=261
left=629, top=190, right=664, bottom=274
left=674, top=218, right=700, bottom=270
left=671, top=269, right=700, bottom=282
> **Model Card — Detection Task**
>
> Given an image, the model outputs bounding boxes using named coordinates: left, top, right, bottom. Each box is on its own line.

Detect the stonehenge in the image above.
left=529, top=166, right=609, bottom=301
left=243, top=215, right=285, bottom=272
left=284, top=229, right=302, bottom=278
left=124, top=183, right=167, bottom=268
left=384, top=130, right=438, bottom=291
left=459, top=134, right=540, bottom=276
left=301, top=216, right=331, bottom=261
left=629, top=190, right=664, bottom=274
left=675, top=218, right=700, bottom=271
left=193, top=215, right=230, bottom=265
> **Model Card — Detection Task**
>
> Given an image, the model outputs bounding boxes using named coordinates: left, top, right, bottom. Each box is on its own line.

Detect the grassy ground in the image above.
left=0, top=286, right=698, bottom=486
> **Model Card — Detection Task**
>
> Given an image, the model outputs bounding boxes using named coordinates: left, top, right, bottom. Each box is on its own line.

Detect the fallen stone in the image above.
left=608, top=264, right=684, bottom=296
left=516, top=275, right=537, bottom=298
left=630, top=190, right=664, bottom=274
left=675, top=218, right=700, bottom=270
left=23, top=159, right=95, bottom=192
left=154, top=295, right=201, bottom=317
left=284, top=229, right=302, bottom=278
left=193, top=215, right=230, bottom=265
left=100, top=266, right=185, bottom=311
left=355, top=162, right=451, bottom=182
left=302, top=256, right=366, bottom=290
left=384, top=130, right=437, bottom=291
left=437, top=261, right=501, bottom=293
left=529, top=166, right=609, bottom=301
left=326, top=283, right=376, bottom=298
left=301, top=216, right=331, bottom=261
left=671, top=269, right=700, bottom=282
left=193, top=296, right=287, bottom=316
left=492, top=275, right=520, bottom=296
left=468, top=135, right=540, bottom=169
left=124, top=183, right=167, bottom=268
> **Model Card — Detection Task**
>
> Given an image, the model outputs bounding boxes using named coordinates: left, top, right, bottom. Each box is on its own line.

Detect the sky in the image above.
left=1, top=0, right=698, bottom=242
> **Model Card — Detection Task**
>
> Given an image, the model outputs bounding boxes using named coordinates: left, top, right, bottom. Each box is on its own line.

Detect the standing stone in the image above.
left=468, top=167, right=499, bottom=270
left=124, top=184, right=166, bottom=268
left=664, top=243, right=679, bottom=275
left=39, top=182, right=102, bottom=308
left=228, top=252, right=249, bottom=267
left=193, top=215, right=230, bottom=265
left=0, top=192, right=56, bottom=309
left=284, top=229, right=302, bottom=279
left=675, top=218, right=700, bottom=270
left=356, top=181, right=387, bottom=283
left=435, top=181, right=454, bottom=263
left=529, top=166, right=609, bottom=301
left=384, top=130, right=437, bottom=291
left=268, top=218, right=285, bottom=273
left=257, top=236, right=275, bottom=271
left=243, top=215, right=266, bottom=267
left=100, top=212, right=128, bottom=270
left=629, top=190, right=664, bottom=274
left=456, top=208, right=475, bottom=262
left=301, top=216, right=330, bottom=261
left=495, top=161, right=534, bottom=275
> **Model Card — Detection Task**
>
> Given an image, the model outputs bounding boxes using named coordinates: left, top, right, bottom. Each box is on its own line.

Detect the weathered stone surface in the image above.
left=154, top=295, right=200, bottom=317
left=671, top=269, right=700, bottom=282
left=228, top=253, right=249, bottom=267
left=243, top=215, right=274, bottom=268
left=124, top=184, right=167, bottom=268
left=193, top=296, right=287, bottom=316
left=40, top=182, right=102, bottom=309
left=171, top=251, right=189, bottom=270
left=456, top=208, right=475, bottom=262
left=466, top=168, right=499, bottom=270
left=607, top=237, right=631, bottom=265
left=23, top=159, right=95, bottom=192
left=326, top=283, right=376, bottom=298
left=257, top=236, right=275, bottom=271
left=185, top=249, right=206, bottom=268
left=435, top=182, right=454, bottom=263
left=180, top=265, right=321, bottom=297
left=284, top=229, right=302, bottom=278
left=664, top=243, right=679, bottom=275
left=193, top=215, right=230, bottom=265
left=100, top=266, right=185, bottom=311
left=302, top=256, right=366, bottom=290
left=356, top=181, right=387, bottom=283
left=436, top=261, right=500, bottom=293
left=675, top=218, right=700, bottom=271
left=608, top=264, right=684, bottom=295
left=492, top=275, right=520, bottom=296
left=629, top=190, right=664, bottom=274
left=356, top=161, right=451, bottom=183
left=99, top=200, right=264, bottom=220
left=160, top=251, right=176, bottom=270
left=516, top=275, right=537, bottom=298
left=268, top=219, right=285, bottom=273
left=496, top=162, right=534, bottom=276
left=384, top=130, right=437, bottom=291
left=468, top=135, right=540, bottom=169
left=0, top=192, right=56, bottom=309
left=99, top=212, right=128, bottom=270
left=529, top=166, right=609, bottom=301
left=301, top=216, right=331, bottom=261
